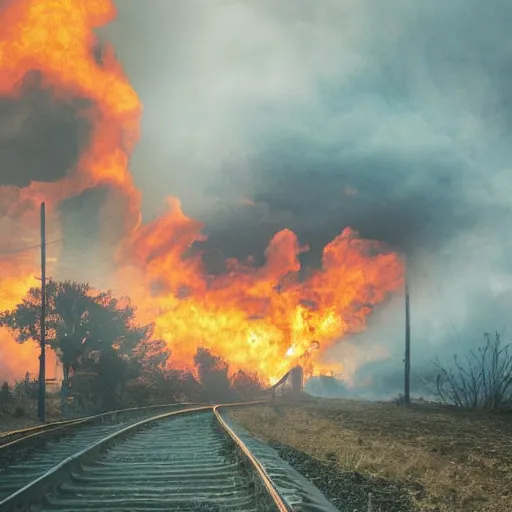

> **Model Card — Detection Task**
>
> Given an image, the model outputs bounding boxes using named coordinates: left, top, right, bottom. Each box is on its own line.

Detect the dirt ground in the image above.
left=230, top=397, right=512, bottom=512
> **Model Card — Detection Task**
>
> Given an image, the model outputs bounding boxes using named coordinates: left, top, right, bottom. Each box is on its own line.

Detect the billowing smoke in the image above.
left=102, top=0, right=512, bottom=393
left=1, top=0, right=512, bottom=390
left=0, top=75, right=90, bottom=188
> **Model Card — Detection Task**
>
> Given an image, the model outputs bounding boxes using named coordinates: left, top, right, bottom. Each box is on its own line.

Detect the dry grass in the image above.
left=0, top=397, right=62, bottom=434
left=230, top=398, right=512, bottom=511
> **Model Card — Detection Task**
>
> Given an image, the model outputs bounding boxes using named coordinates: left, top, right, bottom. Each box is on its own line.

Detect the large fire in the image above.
left=0, top=0, right=404, bottom=384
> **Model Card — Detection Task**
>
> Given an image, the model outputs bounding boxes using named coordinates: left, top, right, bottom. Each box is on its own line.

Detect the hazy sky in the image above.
left=100, top=0, right=512, bottom=383
left=103, top=0, right=511, bottom=248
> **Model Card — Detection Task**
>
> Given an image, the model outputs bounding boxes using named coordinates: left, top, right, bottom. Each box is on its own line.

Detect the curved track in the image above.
left=0, top=418, right=91, bottom=447
left=0, top=404, right=288, bottom=512
left=0, top=403, right=197, bottom=447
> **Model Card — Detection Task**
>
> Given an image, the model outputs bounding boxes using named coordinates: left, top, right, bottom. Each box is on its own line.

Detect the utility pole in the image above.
left=404, top=275, right=411, bottom=406
left=37, top=202, right=46, bottom=422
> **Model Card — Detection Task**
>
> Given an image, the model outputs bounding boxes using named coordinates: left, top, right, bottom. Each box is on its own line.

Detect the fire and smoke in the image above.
left=0, top=0, right=404, bottom=383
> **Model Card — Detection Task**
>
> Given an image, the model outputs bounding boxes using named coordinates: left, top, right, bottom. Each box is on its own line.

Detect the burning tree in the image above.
left=0, top=280, right=152, bottom=410
left=194, top=348, right=233, bottom=402
left=230, top=370, right=263, bottom=401
left=127, top=339, right=203, bottom=405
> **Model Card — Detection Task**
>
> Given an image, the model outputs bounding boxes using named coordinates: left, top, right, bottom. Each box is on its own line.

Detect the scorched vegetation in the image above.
left=0, top=279, right=263, bottom=430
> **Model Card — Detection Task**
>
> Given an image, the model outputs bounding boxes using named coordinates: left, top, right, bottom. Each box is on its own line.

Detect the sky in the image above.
left=2, top=0, right=512, bottom=391
left=100, top=0, right=512, bottom=390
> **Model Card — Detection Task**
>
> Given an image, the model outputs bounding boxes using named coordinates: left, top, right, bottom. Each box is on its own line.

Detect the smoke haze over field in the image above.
left=100, top=0, right=512, bottom=392
left=1, top=0, right=512, bottom=392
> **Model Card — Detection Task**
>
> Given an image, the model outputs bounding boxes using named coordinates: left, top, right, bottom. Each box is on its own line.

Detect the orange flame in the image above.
left=0, top=0, right=404, bottom=384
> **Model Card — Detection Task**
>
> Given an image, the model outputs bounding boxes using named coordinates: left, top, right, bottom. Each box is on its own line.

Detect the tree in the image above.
left=0, top=280, right=152, bottom=409
left=127, top=339, right=175, bottom=405
left=194, top=348, right=232, bottom=402
left=0, top=381, right=13, bottom=413
left=230, top=370, right=262, bottom=400
left=126, top=340, right=203, bottom=406
left=133, top=338, right=171, bottom=376
left=430, top=332, right=512, bottom=409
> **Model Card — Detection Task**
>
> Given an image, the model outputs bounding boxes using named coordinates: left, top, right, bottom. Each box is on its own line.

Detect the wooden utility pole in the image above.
left=37, top=202, right=46, bottom=422
left=290, top=366, right=304, bottom=399
left=404, top=277, right=411, bottom=406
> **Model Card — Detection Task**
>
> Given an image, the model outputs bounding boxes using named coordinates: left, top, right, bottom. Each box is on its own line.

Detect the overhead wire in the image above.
left=0, top=239, right=64, bottom=259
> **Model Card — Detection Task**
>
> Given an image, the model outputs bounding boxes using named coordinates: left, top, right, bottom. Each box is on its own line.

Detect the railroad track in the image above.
left=0, top=419, right=86, bottom=447
left=0, top=403, right=197, bottom=447
left=0, top=404, right=289, bottom=512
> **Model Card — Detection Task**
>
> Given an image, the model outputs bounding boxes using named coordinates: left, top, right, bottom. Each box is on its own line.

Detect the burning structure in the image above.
left=0, top=0, right=404, bottom=385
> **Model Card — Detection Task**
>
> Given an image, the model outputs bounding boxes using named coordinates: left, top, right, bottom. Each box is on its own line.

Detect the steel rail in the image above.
left=215, top=404, right=290, bottom=512
left=1, top=419, right=84, bottom=440
left=0, top=401, right=290, bottom=512
left=0, top=405, right=212, bottom=511
left=0, top=403, right=203, bottom=459
left=0, top=379, right=276, bottom=444
left=0, top=402, right=201, bottom=443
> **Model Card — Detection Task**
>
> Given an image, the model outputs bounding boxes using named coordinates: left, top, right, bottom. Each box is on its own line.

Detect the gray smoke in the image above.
left=0, top=72, right=91, bottom=187
left=103, top=0, right=512, bottom=255
left=4, top=1, right=510, bottom=391
left=102, top=0, right=512, bottom=393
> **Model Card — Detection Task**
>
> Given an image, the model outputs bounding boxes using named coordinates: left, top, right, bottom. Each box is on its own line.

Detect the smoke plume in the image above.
left=1, top=0, right=512, bottom=391
left=102, top=0, right=512, bottom=393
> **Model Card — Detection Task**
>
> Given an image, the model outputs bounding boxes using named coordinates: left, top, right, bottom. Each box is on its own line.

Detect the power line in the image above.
left=0, top=239, right=63, bottom=258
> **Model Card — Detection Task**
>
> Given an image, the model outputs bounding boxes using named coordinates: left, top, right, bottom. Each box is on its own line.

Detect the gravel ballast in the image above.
left=270, top=441, right=419, bottom=512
